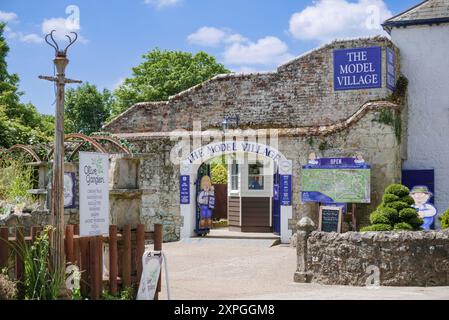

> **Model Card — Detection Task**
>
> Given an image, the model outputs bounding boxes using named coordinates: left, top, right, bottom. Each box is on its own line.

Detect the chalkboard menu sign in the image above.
left=319, top=206, right=342, bottom=233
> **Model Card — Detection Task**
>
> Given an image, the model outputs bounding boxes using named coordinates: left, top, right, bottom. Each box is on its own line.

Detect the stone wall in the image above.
left=302, top=229, right=449, bottom=286
left=104, top=36, right=399, bottom=134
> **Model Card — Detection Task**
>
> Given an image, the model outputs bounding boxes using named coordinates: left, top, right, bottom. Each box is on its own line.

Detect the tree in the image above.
left=65, top=83, right=112, bottom=134
left=361, top=184, right=424, bottom=231
left=0, top=23, right=54, bottom=147
left=111, top=49, right=230, bottom=118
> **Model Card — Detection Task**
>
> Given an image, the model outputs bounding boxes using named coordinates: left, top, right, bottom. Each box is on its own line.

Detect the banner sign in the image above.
left=179, top=175, right=190, bottom=205
left=386, top=47, right=396, bottom=91
left=280, top=175, right=292, bottom=206
left=64, top=172, right=76, bottom=209
left=137, top=253, right=162, bottom=300
left=79, top=152, right=109, bottom=237
left=301, top=157, right=371, bottom=204
left=334, top=46, right=382, bottom=91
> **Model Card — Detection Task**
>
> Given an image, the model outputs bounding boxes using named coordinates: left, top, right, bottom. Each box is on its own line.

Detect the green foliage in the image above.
left=394, top=222, right=413, bottom=231
left=439, top=209, right=449, bottom=229
left=385, top=184, right=410, bottom=197
left=382, top=193, right=399, bottom=204
left=65, top=83, right=113, bottom=134
left=211, top=163, right=227, bottom=185
left=111, top=49, right=230, bottom=118
left=0, top=24, right=54, bottom=147
left=0, top=273, right=17, bottom=300
left=360, top=224, right=393, bottom=232
left=0, top=157, right=36, bottom=210
left=10, top=226, right=65, bottom=300
left=101, top=286, right=136, bottom=300
left=362, top=183, right=422, bottom=232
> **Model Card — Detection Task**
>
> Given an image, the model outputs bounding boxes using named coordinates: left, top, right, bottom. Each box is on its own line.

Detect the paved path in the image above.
left=159, top=238, right=449, bottom=300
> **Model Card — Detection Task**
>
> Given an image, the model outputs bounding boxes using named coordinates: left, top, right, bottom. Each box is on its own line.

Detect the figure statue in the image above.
left=410, top=185, right=437, bottom=230
left=197, top=176, right=215, bottom=229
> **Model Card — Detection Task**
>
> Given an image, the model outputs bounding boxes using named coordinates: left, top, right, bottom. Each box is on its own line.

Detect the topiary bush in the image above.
left=439, top=209, right=449, bottom=229
left=361, top=183, right=423, bottom=232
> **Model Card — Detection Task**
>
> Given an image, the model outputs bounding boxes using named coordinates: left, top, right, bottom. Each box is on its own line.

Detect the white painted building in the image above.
left=383, top=0, right=449, bottom=226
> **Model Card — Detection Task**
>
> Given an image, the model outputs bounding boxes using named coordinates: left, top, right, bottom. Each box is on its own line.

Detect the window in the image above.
left=248, top=162, right=264, bottom=190
left=231, top=161, right=239, bottom=191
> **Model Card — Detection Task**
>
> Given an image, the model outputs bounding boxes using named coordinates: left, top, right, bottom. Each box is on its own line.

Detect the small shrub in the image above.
left=385, top=184, right=410, bottom=197
left=0, top=274, right=17, bottom=300
left=394, top=222, right=413, bottom=231
left=370, top=212, right=390, bottom=225
left=439, top=209, right=449, bottom=229
left=385, top=201, right=410, bottom=212
left=382, top=194, right=399, bottom=204
left=377, top=207, right=399, bottom=222
left=361, top=224, right=393, bottom=232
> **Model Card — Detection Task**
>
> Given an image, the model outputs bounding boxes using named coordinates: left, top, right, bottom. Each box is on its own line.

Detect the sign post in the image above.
left=79, top=152, right=110, bottom=237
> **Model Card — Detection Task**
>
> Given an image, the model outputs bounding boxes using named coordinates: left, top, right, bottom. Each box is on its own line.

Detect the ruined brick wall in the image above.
left=104, top=36, right=399, bottom=134
left=306, top=230, right=449, bottom=286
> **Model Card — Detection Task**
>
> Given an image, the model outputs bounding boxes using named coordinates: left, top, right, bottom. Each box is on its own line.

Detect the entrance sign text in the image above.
left=334, top=47, right=382, bottom=91
left=79, top=152, right=109, bottom=237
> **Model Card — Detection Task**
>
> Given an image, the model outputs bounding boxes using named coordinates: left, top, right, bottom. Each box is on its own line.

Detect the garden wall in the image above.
left=296, top=224, right=449, bottom=286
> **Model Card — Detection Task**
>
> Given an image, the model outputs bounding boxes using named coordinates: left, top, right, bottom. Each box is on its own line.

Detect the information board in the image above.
left=179, top=175, right=190, bottom=205
left=319, top=206, right=342, bottom=233
left=79, top=152, right=109, bottom=237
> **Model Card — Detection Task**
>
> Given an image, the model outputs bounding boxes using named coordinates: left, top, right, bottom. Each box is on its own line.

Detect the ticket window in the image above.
left=241, top=159, right=273, bottom=197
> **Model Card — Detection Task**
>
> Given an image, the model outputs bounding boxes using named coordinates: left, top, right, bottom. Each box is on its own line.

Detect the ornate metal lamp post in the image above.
left=39, top=31, right=82, bottom=276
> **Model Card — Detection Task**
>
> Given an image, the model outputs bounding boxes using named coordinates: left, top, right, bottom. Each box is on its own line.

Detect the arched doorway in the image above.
left=179, top=141, right=293, bottom=243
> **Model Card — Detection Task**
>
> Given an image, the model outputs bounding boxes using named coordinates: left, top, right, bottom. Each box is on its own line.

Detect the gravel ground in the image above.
left=158, top=238, right=449, bottom=300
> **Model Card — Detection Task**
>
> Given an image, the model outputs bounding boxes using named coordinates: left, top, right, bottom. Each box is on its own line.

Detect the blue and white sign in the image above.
left=334, top=46, right=382, bottom=91
left=179, top=175, right=190, bottom=205
left=280, top=175, right=292, bottom=206
left=386, top=47, right=396, bottom=91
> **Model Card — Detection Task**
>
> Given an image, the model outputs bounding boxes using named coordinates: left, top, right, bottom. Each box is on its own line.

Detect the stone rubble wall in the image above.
left=306, top=230, right=449, bottom=286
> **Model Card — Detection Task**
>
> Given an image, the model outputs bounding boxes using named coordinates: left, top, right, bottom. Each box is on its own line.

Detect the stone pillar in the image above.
left=294, top=217, right=315, bottom=283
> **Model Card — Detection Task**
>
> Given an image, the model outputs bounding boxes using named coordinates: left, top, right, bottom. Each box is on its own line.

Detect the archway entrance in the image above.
left=179, top=141, right=293, bottom=243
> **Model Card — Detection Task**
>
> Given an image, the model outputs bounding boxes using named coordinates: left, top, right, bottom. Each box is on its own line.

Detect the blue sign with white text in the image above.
left=180, top=175, right=190, bottom=205
left=386, top=47, right=396, bottom=91
left=280, top=175, right=292, bottom=206
left=334, top=46, right=382, bottom=91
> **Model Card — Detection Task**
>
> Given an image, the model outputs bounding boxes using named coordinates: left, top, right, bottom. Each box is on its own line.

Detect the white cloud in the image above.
left=41, top=17, right=86, bottom=43
left=0, top=11, right=18, bottom=23
left=144, top=0, right=181, bottom=9
left=187, top=27, right=247, bottom=47
left=224, top=36, right=293, bottom=66
left=289, top=0, right=392, bottom=42
left=7, top=31, right=43, bottom=44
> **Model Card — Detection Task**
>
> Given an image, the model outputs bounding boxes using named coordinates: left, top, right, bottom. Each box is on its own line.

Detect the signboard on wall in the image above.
left=179, top=175, right=190, bottom=205
left=79, top=152, right=109, bottom=237
left=280, top=175, right=292, bottom=206
left=386, top=47, right=396, bottom=91
left=319, top=206, right=342, bottom=233
left=334, top=46, right=382, bottom=91
left=301, top=157, right=371, bottom=203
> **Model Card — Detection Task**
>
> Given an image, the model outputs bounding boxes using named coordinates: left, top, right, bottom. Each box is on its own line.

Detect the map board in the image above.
left=301, top=157, right=371, bottom=204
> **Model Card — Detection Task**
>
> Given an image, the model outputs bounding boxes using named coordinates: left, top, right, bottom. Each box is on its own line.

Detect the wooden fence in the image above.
left=0, top=224, right=163, bottom=300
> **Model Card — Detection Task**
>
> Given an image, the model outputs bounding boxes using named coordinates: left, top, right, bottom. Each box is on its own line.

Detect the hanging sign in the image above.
left=386, top=47, right=396, bottom=91
left=179, top=175, right=190, bottom=205
left=334, top=46, right=382, bottom=91
left=137, top=253, right=162, bottom=300
left=79, top=152, right=109, bottom=237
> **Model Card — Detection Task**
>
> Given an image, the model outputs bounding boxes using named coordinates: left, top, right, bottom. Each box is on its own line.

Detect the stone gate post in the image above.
left=294, top=217, right=315, bottom=283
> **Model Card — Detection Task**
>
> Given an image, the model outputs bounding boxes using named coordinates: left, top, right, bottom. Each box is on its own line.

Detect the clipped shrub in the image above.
left=362, top=183, right=422, bottom=232
left=370, top=212, right=390, bottom=225
left=377, top=206, right=399, bottom=222
left=360, top=224, right=393, bottom=232
left=211, top=163, right=228, bottom=185
left=399, top=208, right=419, bottom=220
left=394, top=222, right=413, bottom=231
left=382, top=194, right=399, bottom=204
left=400, top=195, right=415, bottom=206
left=385, top=201, right=410, bottom=212
left=439, top=209, right=449, bottom=229
left=385, top=184, right=410, bottom=197
left=0, top=274, right=17, bottom=300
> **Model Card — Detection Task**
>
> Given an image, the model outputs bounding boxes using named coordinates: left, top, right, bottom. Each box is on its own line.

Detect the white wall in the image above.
left=391, top=24, right=449, bottom=226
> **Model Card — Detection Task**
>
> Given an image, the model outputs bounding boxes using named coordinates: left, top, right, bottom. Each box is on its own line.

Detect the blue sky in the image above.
left=1, top=0, right=418, bottom=115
